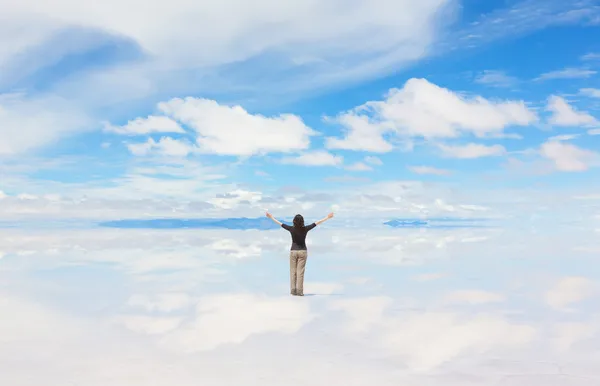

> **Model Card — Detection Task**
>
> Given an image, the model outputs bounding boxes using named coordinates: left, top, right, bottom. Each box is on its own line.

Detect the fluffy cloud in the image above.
left=127, top=293, right=193, bottom=312
left=3, top=168, right=600, bottom=224
left=589, top=129, right=600, bottom=135
left=548, top=134, right=580, bottom=141
left=104, top=116, right=185, bottom=135
left=580, top=88, right=600, bottom=98
left=439, top=143, right=506, bottom=159
left=545, top=277, right=596, bottom=310
left=108, top=97, right=322, bottom=157
left=540, top=140, right=599, bottom=172
left=209, top=189, right=263, bottom=210
left=553, top=321, right=600, bottom=352
left=364, top=156, right=383, bottom=165
left=303, top=282, right=344, bottom=295
left=411, top=273, right=447, bottom=282
left=535, top=68, right=597, bottom=81
left=408, top=166, right=453, bottom=175
left=546, top=96, right=598, bottom=126
left=160, top=293, right=315, bottom=352
left=330, top=297, right=536, bottom=372
left=207, top=238, right=262, bottom=259
left=280, top=150, right=343, bottom=166
left=116, top=315, right=183, bottom=335
left=324, top=113, right=394, bottom=152
left=155, top=97, right=318, bottom=156
left=0, top=93, right=91, bottom=156
left=0, top=294, right=91, bottom=349
left=345, top=162, right=372, bottom=171
left=474, top=70, right=518, bottom=87
left=581, top=52, right=600, bottom=61
left=443, top=290, right=505, bottom=305
left=0, top=0, right=453, bottom=96
left=329, top=296, right=394, bottom=334
left=379, top=312, right=536, bottom=371
left=127, top=137, right=195, bottom=157
left=325, top=78, right=537, bottom=152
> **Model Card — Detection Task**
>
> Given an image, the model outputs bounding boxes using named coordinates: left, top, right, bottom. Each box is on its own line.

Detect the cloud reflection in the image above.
left=1, top=224, right=599, bottom=385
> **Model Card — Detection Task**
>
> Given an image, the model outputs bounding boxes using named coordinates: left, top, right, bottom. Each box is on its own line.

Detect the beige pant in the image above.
left=290, top=250, right=307, bottom=295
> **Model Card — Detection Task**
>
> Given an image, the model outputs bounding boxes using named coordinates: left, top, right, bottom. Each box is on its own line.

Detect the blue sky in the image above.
left=1, top=0, right=600, bottom=218
left=2, top=1, right=600, bottom=385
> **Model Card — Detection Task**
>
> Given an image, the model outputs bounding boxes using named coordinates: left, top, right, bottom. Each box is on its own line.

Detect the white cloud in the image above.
left=443, top=290, right=505, bottom=305
left=208, top=238, right=262, bottom=259
left=254, top=170, right=270, bottom=177
left=304, top=282, right=344, bottom=295
left=545, top=277, right=596, bottom=310
left=580, top=88, right=600, bottom=98
left=411, top=273, right=447, bottom=282
left=488, top=132, right=523, bottom=139
left=329, top=296, right=394, bottom=334
left=535, top=68, right=597, bottom=81
left=160, top=293, right=315, bottom=353
left=127, top=293, right=193, bottom=312
left=3, top=1, right=599, bottom=162
left=5, top=2, right=597, bottom=112
left=474, top=70, right=517, bottom=87
left=325, top=78, right=537, bottom=152
left=127, top=137, right=195, bottom=157
left=280, top=150, right=343, bottom=166
left=580, top=52, right=600, bottom=61
left=331, top=296, right=537, bottom=372
left=439, top=143, right=506, bottom=159
left=540, top=140, right=599, bottom=172
left=2, top=1, right=447, bottom=64
left=0, top=294, right=86, bottom=344
left=116, top=315, right=183, bottom=335
left=4, top=163, right=600, bottom=224
left=548, top=134, right=580, bottom=141
left=209, top=189, right=262, bottom=210
left=408, top=165, right=453, bottom=175
left=345, top=162, right=372, bottom=171
left=379, top=312, right=537, bottom=371
left=589, top=129, right=600, bottom=135
left=0, top=93, right=91, bottom=156
left=126, top=139, right=159, bottom=156
left=553, top=321, right=600, bottom=352
left=546, top=96, right=598, bottom=126
left=104, top=116, right=185, bottom=135
left=155, top=97, right=319, bottom=156
left=364, top=156, right=383, bottom=165
left=17, top=193, right=37, bottom=200
left=324, top=113, right=394, bottom=153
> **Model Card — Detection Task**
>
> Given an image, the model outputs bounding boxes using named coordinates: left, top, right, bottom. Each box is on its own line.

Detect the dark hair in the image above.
left=293, top=214, right=305, bottom=228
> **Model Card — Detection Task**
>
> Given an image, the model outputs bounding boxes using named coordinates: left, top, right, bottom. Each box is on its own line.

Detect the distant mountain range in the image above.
left=383, top=218, right=490, bottom=229
left=99, top=217, right=287, bottom=230
left=98, top=217, right=491, bottom=230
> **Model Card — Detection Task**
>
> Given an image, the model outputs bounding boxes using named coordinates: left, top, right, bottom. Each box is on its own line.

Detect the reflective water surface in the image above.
left=1, top=224, right=599, bottom=385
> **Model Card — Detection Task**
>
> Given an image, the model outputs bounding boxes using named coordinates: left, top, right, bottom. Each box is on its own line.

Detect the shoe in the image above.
left=291, top=290, right=297, bottom=296
left=297, top=293, right=304, bottom=296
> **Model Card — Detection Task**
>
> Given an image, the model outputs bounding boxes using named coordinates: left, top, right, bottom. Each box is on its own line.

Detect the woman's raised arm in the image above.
left=315, top=212, right=334, bottom=226
left=266, top=212, right=283, bottom=226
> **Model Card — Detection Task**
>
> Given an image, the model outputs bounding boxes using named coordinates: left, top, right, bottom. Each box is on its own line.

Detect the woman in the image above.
left=266, top=211, right=334, bottom=296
